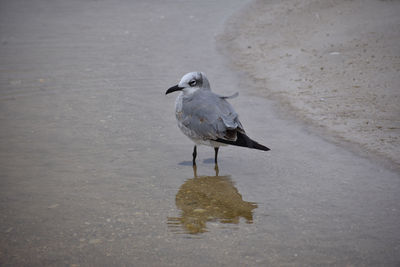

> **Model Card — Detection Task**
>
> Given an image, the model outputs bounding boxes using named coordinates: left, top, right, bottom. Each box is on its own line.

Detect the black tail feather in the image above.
left=215, top=132, right=270, bottom=151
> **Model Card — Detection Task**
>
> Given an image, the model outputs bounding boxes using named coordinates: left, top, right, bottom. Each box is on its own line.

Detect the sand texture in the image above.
left=220, top=0, right=400, bottom=166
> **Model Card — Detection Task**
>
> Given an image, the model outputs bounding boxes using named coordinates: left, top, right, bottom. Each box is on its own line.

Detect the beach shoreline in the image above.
left=1, top=1, right=400, bottom=265
left=218, top=0, right=400, bottom=170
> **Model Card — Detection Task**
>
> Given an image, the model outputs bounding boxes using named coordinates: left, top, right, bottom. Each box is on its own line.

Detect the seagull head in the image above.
left=166, top=72, right=210, bottom=95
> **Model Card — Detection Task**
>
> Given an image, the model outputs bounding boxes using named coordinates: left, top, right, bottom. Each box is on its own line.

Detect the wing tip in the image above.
left=255, top=144, right=270, bottom=151
left=215, top=132, right=270, bottom=152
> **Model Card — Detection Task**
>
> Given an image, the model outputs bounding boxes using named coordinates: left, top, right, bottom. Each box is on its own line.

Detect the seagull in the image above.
left=166, top=72, right=270, bottom=166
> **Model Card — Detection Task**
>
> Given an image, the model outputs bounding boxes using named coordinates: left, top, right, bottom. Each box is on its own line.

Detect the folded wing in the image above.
left=180, top=91, right=244, bottom=141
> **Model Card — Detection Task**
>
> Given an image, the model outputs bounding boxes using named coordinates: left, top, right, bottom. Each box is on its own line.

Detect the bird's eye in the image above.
left=189, top=80, right=197, bottom=87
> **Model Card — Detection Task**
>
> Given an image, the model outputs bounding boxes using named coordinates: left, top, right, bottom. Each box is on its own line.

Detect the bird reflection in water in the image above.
left=168, top=165, right=258, bottom=234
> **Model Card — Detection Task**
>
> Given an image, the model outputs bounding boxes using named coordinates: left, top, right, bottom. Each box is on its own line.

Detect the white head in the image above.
left=165, top=72, right=211, bottom=95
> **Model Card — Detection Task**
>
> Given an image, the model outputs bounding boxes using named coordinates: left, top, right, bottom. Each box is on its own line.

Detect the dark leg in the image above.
left=214, top=147, right=219, bottom=164
left=192, top=145, right=197, bottom=166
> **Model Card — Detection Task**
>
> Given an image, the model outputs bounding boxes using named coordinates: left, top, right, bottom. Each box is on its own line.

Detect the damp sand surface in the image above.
left=0, top=0, right=399, bottom=266
left=221, top=0, right=400, bottom=167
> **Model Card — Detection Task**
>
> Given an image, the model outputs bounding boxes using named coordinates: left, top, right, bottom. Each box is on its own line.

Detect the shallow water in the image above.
left=0, top=0, right=399, bottom=266
left=168, top=165, right=257, bottom=235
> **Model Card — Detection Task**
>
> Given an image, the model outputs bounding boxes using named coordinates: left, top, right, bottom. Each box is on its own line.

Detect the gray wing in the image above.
left=181, top=90, right=244, bottom=141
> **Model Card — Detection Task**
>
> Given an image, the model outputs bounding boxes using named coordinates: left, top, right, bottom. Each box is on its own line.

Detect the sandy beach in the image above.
left=0, top=0, right=399, bottom=266
left=220, top=0, right=400, bottom=168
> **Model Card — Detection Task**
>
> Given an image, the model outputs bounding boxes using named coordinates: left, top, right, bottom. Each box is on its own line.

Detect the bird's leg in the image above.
left=214, top=147, right=219, bottom=176
left=192, top=145, right=197, bottom=166
left=214, top=147, right=219, bottom=164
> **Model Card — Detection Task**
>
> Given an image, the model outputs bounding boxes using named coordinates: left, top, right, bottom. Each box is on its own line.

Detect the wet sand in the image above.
left=1, top=0, right=399, bottom=266
left=220, top=0, right=400, bottom=167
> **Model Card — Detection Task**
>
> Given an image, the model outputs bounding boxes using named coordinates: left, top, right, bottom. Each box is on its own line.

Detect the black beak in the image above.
left=165, top=84, right=183, bottom=95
